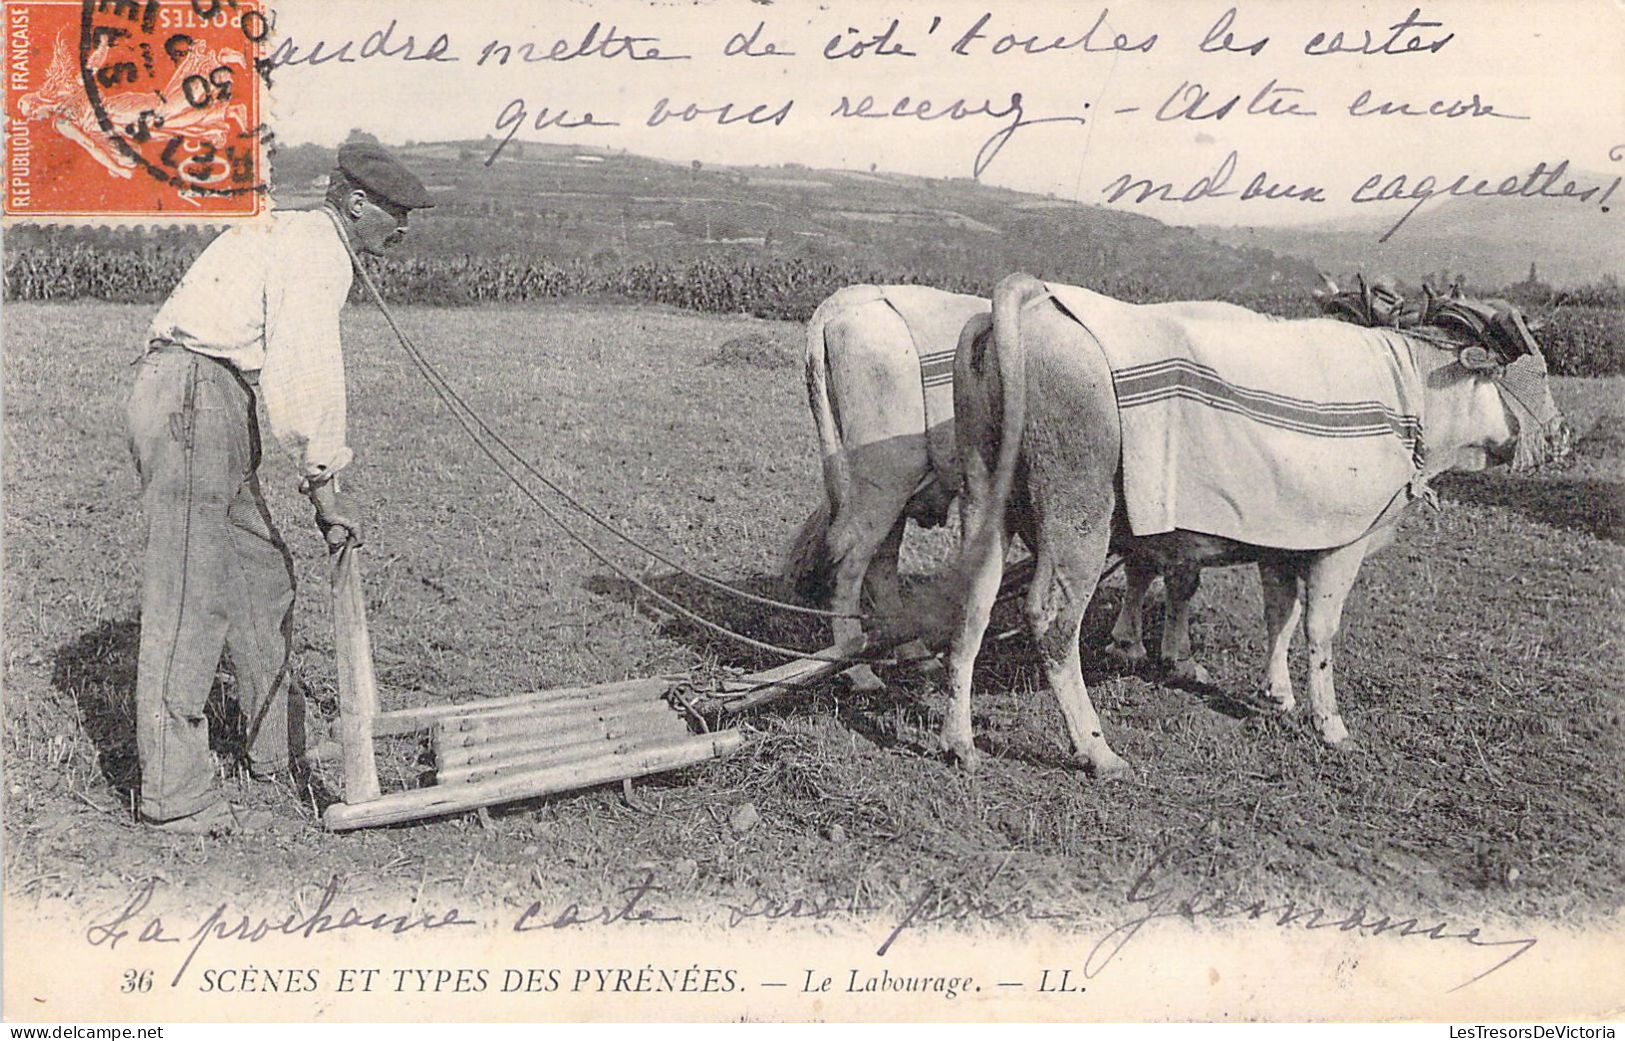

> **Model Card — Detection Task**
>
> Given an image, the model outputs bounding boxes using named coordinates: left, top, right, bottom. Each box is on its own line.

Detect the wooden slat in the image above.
left=368, top=676, right=678, bottom=737
left=436, top=695, right=677, bottom=741
left=436, top=735, right=659, bottom=785
left=322, top=730, right=745, bottom=831
left=433, top=704, right=689, bottom=768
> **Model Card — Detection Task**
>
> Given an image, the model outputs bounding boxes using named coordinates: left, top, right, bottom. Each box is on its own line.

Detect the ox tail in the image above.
left=782, top=293, right=852, bottom=603
left=968, top=273, right=1042, bottom=558
left=784, top=499, right=834, bottom=603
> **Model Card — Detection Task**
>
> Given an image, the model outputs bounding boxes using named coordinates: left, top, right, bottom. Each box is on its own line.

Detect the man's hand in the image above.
left=307, top=481, right=364, bottom=550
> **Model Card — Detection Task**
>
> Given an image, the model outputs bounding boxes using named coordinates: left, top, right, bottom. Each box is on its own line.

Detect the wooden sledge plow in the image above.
left=316, top=544, right=990, bottom=831
left=313, top=247, right=1058, bottom=831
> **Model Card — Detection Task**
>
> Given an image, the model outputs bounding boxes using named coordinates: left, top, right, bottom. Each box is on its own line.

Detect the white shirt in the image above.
left=148, top=208, right=356, bottom=484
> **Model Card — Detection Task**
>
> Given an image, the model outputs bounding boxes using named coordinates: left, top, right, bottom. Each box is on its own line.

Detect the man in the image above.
left=126, top=141, right=433, bottom=835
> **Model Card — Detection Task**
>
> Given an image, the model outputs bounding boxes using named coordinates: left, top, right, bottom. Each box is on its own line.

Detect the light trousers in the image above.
left=126, top=348, right=301, bottom=821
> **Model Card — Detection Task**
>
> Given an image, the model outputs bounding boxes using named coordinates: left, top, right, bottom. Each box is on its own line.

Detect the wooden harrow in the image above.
left=309, top=251, right=1080, bottom=830
left=310, top=249, right=1062, bottom=830
left=319, top=546, right=886, bottom=831
left=316, top=545, right=1037, bottom=831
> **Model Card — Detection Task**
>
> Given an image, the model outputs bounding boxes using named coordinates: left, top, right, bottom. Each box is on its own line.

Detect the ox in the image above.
left=785, top=285, right=985, bottom=690
left=943, top=273, right=1570, bottom=777
left=786, top=284, right=1273, bottom=691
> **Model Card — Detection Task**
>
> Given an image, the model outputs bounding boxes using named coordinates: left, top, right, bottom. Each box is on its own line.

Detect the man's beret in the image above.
left=337, top=142, right=434, bottom=210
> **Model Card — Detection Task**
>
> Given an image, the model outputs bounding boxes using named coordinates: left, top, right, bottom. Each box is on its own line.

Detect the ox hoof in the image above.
left=940, top=732, right=981, bottom=773
left=1318, top=716, right=1353, bottom=747
left=1084, top=751, right=1133, bottom=781
left=1260, top=687, right=1297, bottom=714
left=1165, top=658, right=1212, bottom=686
left=841, top=665, right=887, bottom=693
left=1105, top=641, right=1150, bottom=670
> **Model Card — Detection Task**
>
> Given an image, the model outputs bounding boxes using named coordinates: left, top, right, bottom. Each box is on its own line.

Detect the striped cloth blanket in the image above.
left=874, top=286, right=990, bottom=482
left=1044, top=282, right=1426, bottom=550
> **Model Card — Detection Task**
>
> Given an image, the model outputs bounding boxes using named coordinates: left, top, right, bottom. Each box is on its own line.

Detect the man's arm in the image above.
left=260, top=215, right=361, bottom=547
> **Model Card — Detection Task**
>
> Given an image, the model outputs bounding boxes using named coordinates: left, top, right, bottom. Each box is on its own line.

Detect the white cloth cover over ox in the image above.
left=873, top=285, right=990, bottom=482
left=1043, top=282, right=1427, bottom=551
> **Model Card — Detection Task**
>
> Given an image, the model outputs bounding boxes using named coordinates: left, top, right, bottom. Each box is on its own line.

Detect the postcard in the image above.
left=3, top=0, right=1622, bottom=1024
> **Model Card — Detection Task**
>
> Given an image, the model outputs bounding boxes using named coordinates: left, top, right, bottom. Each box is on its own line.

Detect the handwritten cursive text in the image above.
left=1086, top=850, right=1538, bottom=992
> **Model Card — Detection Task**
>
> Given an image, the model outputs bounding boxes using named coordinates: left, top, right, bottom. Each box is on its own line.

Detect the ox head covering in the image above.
left=337, top=142, right=435, bottom=210
left=1495, top=351, right=1570, bottom=470
left=1422, top=295, right=1541, bottom=362
left=1314, top=274, right=1406, bottom=327
left=1317, top=278, right=1567, bottom=472
left=1429, top=297, right=1567, bottom=470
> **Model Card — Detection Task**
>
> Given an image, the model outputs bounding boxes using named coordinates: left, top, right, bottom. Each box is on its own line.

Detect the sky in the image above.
left=263, top=0, right=1625, bottom=227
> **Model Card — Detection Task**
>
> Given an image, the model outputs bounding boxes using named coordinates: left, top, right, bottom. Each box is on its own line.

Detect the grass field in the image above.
left=4, top=300, right=1622, bottom=940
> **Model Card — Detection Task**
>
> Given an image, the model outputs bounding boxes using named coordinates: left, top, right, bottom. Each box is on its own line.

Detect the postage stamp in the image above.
left=4, top=0, right=267, bottom=218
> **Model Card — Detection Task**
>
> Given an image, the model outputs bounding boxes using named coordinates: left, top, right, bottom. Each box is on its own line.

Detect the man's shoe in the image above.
left=143, top=802, right=274, bottom=836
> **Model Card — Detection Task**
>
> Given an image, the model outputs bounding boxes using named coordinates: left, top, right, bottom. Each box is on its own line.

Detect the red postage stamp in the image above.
left=4, top=0, right=267, bottom=218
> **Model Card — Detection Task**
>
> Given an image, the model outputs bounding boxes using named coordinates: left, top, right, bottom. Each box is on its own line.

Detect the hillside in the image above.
left=7, top=139, right=1622, bottom=374
left=1200, top=175, right=1625, bottom=290
left=270, top=137, right=1319, bottom=303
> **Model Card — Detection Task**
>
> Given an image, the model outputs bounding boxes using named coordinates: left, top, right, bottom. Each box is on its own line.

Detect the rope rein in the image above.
left=330, top=215, right=927, bottom=669
left=326, top=212, right=874, bottom=623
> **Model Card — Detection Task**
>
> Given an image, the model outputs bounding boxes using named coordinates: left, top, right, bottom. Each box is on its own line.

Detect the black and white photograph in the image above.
left=2, top=0, right=1621, bottom=1024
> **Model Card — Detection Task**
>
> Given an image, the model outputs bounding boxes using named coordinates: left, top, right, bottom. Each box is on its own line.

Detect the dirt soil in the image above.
left=5, top=302, right=1622, bottom=961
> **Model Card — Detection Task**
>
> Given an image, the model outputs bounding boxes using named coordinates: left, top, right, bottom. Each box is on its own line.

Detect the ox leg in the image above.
left=1106, top=558, right=1154, bottom=669
left=941, top=464, right=1005, bottom=773
left=1030, top=538, right=1130, bottom=779
left=1159, top=565, right=1211, bottom=685
left=1301, top=543, right=1371, bottom=747
left=829, top=491, right=917, bottom=693
left=864, top=514, right=939, bottom=677
left=1256, top=559, right=1303, bottom=713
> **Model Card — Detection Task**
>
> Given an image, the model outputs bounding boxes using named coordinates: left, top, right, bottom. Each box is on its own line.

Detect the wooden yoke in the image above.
left=330, top=541, right=382, bottom=804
